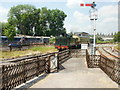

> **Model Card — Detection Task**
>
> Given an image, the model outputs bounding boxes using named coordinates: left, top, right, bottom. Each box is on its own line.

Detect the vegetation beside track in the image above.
left=1, top=45, right=57, bottom=59
left=96, top=39, right=114, bottom=44
left=114, top=43, right=120, bottom=50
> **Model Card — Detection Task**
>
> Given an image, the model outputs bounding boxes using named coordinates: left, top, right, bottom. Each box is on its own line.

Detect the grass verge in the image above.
left=2, top=45, right=57, bottom=59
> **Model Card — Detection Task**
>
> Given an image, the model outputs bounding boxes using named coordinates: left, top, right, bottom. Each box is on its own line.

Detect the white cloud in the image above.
left=97, top=5, right=118, bottom=33
left=73, top=11, right=89, bottom=24
left=64, top=4, right=118, bottom=34
left=0, top=0, right=67, bottom=2
left=66, top=0, right=84, bottom=8
left=64, top=24, right=86, bottom=33
left=102, top=17, right=118, bottom=23
left=97, top=20, right=118, bottom=34
left=98, top=5, right=118, bottom=18
left=64, top=11, right=94, bottom=33
left=0, top=5, right=9, bottom=22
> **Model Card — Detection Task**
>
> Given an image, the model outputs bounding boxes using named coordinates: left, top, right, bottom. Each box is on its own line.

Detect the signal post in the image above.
left=80, top=2, right=98, bottom=55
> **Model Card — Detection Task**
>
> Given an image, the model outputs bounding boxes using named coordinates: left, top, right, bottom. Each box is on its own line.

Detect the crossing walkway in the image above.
left=30, top=55, right=118, bottom=88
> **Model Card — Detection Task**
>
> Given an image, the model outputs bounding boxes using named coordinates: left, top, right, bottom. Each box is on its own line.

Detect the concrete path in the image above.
left=30, top=56, right=118, bottom=88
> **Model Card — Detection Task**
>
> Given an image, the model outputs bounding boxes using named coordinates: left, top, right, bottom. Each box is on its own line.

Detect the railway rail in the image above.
left=97, top=47, right=119, bottom=60
left=103, top=47, right=119, bottom=58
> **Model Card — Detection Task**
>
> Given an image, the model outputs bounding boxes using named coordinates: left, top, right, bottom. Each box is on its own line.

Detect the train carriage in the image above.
left=1, top=36, right=50, bottom=46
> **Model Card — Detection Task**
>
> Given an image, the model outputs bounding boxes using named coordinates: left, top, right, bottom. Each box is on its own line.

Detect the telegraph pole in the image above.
left=89, top=2, right=98, bottom=55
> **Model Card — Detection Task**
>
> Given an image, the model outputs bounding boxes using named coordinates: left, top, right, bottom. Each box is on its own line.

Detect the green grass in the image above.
left=30, top=46, right=57, bottom=53
left=114, top=43, right=120, bottom=50
left=1, top=45, right=57, bottom=59
left=97, top=40, right=114, bottom=44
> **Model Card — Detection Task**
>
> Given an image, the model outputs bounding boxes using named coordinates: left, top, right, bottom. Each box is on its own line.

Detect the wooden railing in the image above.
left=1, top=50, right=70, bottom=90
left=100, top=56, right=120, bottom=85
left=86, top=50, right=100, bottom=68
left=1, top=53, right=53, bottom=90
left=86, top=49, right=120, bottom=85
left=57, top=49, right=70, bottom=64
left=70, top=49, right=84, bottom=58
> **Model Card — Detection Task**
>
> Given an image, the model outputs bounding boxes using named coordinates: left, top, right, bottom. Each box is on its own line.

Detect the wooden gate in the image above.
left=49, top=53, right=58, bottom=72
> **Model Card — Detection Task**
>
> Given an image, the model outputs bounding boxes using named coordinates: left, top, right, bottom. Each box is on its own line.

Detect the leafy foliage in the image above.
left=49, top=37, right=55, bottom=44
left=114, top=31, right=120, bottom=42
left=48, top=9, right=67, bottom=36
left=8, top=4, right=37, bottom=35
left=0, top=22, right=9, bottom=35
left=4, top=24, right=16, bottom=41
left=96, top=36, right=103, bottom=41
left=8, top=5, right=67, bottom=36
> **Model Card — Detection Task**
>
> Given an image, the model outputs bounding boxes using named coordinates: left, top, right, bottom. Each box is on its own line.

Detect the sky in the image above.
left=0, top=0, right=119, bottom=34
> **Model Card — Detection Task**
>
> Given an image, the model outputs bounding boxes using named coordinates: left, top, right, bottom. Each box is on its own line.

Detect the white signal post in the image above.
left=89, top=2, right=98, bottom=55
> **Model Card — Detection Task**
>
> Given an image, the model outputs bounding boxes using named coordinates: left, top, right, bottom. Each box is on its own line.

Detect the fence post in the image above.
left=106, top=58, right=108, bottom=73
left=36, top=57, right=39, bottom=76
left=57, top=53, right=60, bottom=71
left=86, top=49, right=87, bottom=61
left=1, top=65, right=5, bottom=89
left=23, top=61, right=26, bottom=83
left=47, top=56, right=51, bottom=73
left=99, top=55, right=101, bottom=67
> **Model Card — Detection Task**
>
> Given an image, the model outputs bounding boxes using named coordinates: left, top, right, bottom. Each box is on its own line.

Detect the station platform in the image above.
left=29, top=55, right=118, bottom=88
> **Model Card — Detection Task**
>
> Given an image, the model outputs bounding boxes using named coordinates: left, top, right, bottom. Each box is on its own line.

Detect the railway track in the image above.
left=103, top=47, right=119, bottom=59
left=98, top=47, right=119, bottom=60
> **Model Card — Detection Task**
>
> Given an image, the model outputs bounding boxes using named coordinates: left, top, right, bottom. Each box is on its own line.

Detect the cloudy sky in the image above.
left=0, top=0, right=119, bottom=34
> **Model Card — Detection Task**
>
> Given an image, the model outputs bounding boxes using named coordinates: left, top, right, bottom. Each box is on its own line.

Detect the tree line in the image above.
left=96, top=32, right=117, bottom=37
left=96, top=32, right=120, bottom=42
left=114, top=31, right=120, bottom=42
left=1, top=4, right=67, bottom=41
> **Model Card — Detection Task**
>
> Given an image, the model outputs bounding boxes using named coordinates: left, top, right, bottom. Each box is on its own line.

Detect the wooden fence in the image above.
left=70, top=49, right=83, bottom=58
left=1, top=50, right=70, bottom=90
left=57, top=49, right=70, bottom=70
left=86, top=50, right=100, bottom=68
left=86, top=50, right=120, bottom=85
left=1, top=49, right=119, bottom=89
left=100, top=55, right=120, bottom=85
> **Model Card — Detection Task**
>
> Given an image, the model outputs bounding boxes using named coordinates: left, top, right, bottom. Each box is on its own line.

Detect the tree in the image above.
left=34, top=8, right=67, bottom=36
left=48, top=9, right=67, bottom=36
left=8, top=5, right=67, bottom=36
left=49, top=37, right=55, bottom=44
left=35, top=7, right=49, bottom=36
left=4, top=24, right=16, bottom=41
left=8, top=4, right=36, bottom=35
left=96, top=36, right=103, bottom=41
left=114, top=31, right=120, bottom=42
left=0, top=22, right=9, bottom=36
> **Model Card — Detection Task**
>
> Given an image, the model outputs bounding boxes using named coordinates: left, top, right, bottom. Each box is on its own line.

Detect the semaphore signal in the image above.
left=80, top=4, right=92, bottom=6
left=80, top=2, right=98, bottom=55
left=80, top=2, right=96, bottom=8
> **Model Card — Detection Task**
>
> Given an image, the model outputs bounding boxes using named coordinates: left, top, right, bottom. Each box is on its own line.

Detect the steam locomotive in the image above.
left=54, top=35, right=90, bottom=51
